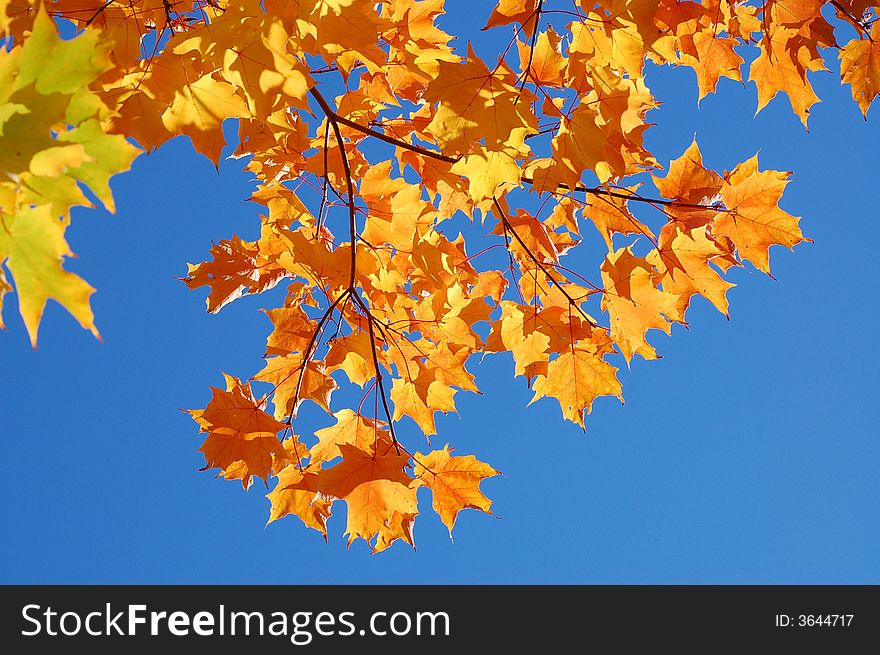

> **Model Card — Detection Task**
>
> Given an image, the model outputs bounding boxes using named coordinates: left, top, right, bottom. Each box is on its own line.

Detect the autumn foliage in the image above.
left=1, top=0, right=878, bottom=550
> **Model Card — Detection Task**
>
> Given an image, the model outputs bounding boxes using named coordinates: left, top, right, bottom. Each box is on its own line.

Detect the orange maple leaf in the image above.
left=189, top=374, right=290, bottom=488
left=413, top=446, right=499, bottom=533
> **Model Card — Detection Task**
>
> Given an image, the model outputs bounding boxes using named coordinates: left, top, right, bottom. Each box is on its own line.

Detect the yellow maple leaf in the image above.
left=681, top=31, right=744, bottom=100
left=550, top=105, right=620, bottom=185
left=749, top=26, right=828, bottom=126
left=600, top=247, right=681, bottom=360
left=519, top=26, right=567, bottom=86
left=648, top=223, right=736, bottom=318
left=714, top=155, right=805, bottom=274
left=423, top=44, right=537, bottom=153
left=451, top=145, right=523, bottom=202
left=291, top=441, right=417, bottom=549
left=583, top=186, right=654, bottom=248
left=390, top=367, right=457, bottom=437
left=530, top=346, right=623, bottom=427
left=486, top=301, right=552, bottom=377
left=839, top=24, right=880, bottom=118
left=413, top=445, right=499, bottom=532
left=0, top=205, right=98, bottom=347
left=155, top=56, right=250, bottom=163
left=254, top=355, right=339, bottom=420
left=267, top=466, right=333, bottom=539
left=311, top=409, right=391, bottom=466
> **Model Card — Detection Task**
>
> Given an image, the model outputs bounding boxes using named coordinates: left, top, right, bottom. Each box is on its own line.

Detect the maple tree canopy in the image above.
left=1, top=0, right=877, bottom=551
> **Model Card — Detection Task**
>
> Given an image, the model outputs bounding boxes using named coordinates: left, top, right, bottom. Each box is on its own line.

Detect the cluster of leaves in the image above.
left=0, top=8, right=138, bottom=345
left=1, top=0, right=878, bottom=550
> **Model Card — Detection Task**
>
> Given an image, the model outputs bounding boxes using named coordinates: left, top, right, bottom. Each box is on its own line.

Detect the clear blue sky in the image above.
left=1, top=6, right=878, bottom=583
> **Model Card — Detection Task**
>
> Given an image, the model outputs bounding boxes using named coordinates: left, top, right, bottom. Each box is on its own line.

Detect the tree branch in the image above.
left=492, top=197, right=598, bottom=327
left=327, top=113, right=726, bottom=212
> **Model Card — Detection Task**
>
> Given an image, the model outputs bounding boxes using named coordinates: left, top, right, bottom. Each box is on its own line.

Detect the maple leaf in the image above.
left=681, top=32, right=744, bottom=100
left=289, top=441, right=417, bottom=549
left=154, top=56, right=251, bottom=164
left=0, top=205, right=98, bottom=347
left=651, top=139, right=724, bottom=227
left=0, top=0, right=36, bottom=38
left=601, top=247, right=681, bottom=360
left=715, top=155, right=805, bottom=274
left=530, top=345, right=623, bottom=427
left=325, top=331, right=377, bottom=386
left=372, top=511, right=417, bottom=553
left=267, top=466, right=333, bottom=539
left=653, top=140, right=721, bottom=196
left=390, top=366, right=458, bottom=437
left=550, top=105, right=622, bottom=185
left=839, top=24, right=880, bottom=117
left=11, top=6, right=110, bottom=95
left=568, top=0, right=658, bottom=79
left=360, top=161, right=436, bottom=249
left=486, top=301, right=552, bottom=377
left=254, top=355, right=339, bottom=420
left=189, top=374, right=291, bottom=488
left=451, top=146, right=523, bottom=202
left=748, top=7, right=834, bottom=126
left=269, top=0, right=391, bottom=74
left=413, top=446, right=499, bottom=533
left=311, top=409, right=391, bottom=466
left=519, top=26, right=568, bottom=87
left=750, top=39, right=820, bottom=126
left=423, top=44, right=538, bottom=153
left=583, top=186, right=654, bottom=248
left=263, top=306, right=318, bottom=356
left=648, top=223, right=736, bottom=317
left=183, top=237, right=287, bottom=313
